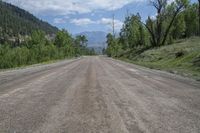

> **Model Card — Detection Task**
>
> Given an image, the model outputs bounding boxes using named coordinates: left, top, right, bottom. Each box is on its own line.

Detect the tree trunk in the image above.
left=156, top=8, right=162, bottom=46
left=198, top=0, right=200, bottom=36
left=161, top=7, right=182, bottom=46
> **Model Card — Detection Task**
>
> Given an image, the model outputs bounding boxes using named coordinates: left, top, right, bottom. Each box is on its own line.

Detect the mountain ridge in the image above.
left=0, top=1, right=58, bottom=38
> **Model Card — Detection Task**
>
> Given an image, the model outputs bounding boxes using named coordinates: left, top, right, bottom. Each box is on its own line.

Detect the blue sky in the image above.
left=42, top=1, right=156, bottom=34
left=3, top=0, right=197, bottom=34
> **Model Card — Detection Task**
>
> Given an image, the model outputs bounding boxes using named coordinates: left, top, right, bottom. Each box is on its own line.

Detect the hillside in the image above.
left=0, top=1, right=58, bottom=38
left=121, top=37, right=200, bottom=80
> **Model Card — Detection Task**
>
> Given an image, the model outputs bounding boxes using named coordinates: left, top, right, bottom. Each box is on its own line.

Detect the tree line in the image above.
left=106, top=0, right=199, bottom=58
left=0, top=30, right=95, bottom=69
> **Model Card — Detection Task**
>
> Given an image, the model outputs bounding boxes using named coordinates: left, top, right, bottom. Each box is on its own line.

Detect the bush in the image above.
left=0, top=30, right=95, bottom=69
left=175, top=51, right=185, bottom=58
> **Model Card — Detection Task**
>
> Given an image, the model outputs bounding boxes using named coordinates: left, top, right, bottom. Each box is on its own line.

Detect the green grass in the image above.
left=120, top=37, right=200, bottom=81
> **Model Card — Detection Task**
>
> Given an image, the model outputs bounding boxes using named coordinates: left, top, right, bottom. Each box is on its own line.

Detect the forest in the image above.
left=106, top=0, right=199, bottom=58
left=0, top=30, right=95, bottom=69
left=0, top=1, right=58, bottom=38
left=0, top=1, right=95, bottom=69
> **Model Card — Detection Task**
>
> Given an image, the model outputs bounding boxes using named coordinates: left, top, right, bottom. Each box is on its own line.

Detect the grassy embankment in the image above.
left=120, top=37, right=200, bottom=81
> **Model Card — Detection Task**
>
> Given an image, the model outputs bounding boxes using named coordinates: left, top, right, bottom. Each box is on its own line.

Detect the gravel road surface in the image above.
left=0, top=56, right=200, bottom=133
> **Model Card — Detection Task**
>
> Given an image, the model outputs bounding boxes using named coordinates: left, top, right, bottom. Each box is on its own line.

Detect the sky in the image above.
left=3, top=0, right=197, bottom=34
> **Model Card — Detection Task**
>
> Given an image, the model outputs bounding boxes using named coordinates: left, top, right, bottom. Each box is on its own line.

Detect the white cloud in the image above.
left=70, top=18, right=95, bottom=26
left=70, top=17, right=123, bottom=31
left=3, top=0, right=144, bottom=15
left=98, top=18, right=123, bottom=31
left=53, top=16, right=70, bottom=24
left=53, top=18, right=66, bottom=24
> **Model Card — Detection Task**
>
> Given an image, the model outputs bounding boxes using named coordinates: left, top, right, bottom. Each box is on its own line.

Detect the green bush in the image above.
left=0, top=30, right=95, bottom=69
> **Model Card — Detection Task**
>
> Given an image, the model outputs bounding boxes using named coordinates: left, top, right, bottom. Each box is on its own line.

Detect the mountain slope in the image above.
left=0, top=1, right=58, bottom=37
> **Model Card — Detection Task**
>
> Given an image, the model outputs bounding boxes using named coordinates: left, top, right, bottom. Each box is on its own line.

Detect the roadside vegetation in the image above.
left=106, top=0, right=200, bottom=80
left=0, top=1, right=95, bottom=69
left=121, top=37, right=200, bottom=80
left=0, top=30, right=95, bottom=69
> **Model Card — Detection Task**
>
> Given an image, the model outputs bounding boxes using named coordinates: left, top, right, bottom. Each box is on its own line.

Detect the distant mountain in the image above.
left=76, top=31, right=108, bottom=54
left=77, top=31, right=107, bottom=48
left=0, top=1, right=58, bottom=37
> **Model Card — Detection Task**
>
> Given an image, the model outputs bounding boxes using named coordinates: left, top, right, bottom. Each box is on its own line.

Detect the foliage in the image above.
left=75, top=35, right=88, bottom=47
left=144, top=0, right=189, bottom=47
left=55, top=30, right=73, bottom=48
left=171, top=13, right=186, bottom=39
left=106, top=33, right=122, bottom=57
left=119, top=14, right=149, bottom=50
left=0, top=1, right=58, bottom=41
left=0, top=30, right=95, bottom=69
left=106, top=0, right=199, bottom=59
left=0, top=1, right=95, bottom=69
left=184, top=3, right=199, bottom=37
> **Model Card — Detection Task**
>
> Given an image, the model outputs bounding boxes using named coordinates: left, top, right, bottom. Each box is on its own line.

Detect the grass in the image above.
left=119, top=37, right=200, bottom=81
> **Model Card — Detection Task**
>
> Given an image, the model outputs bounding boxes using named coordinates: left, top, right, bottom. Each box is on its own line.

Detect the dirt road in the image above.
left=0, top=56, right=200, bottom=133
